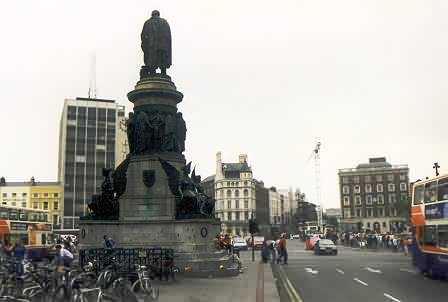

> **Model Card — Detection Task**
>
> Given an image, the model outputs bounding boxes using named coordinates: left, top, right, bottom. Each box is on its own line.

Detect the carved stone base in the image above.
left=119, top=153, right=185, bottom=221
left=78, top=218, right=239, bottom=278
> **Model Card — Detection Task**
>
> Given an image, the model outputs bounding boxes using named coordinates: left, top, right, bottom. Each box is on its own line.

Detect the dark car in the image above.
left=314, top=239, right=338, bottom=255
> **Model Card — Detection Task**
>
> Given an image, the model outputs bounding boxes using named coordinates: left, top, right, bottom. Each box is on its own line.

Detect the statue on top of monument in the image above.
left=141, top=10, right=172, bottom=76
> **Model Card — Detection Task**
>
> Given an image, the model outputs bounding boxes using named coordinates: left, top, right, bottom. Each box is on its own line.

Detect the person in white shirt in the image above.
left=55, top=243, right=74, bottom=267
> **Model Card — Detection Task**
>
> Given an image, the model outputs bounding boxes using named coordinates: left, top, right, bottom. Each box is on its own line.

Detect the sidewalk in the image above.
left=154, top=252, right=280, bottom=302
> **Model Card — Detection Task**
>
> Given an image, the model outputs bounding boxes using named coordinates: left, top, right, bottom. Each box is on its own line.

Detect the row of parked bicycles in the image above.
left=0, top=255, right=162, bottom=302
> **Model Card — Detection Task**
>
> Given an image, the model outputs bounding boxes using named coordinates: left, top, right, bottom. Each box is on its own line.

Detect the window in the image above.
left=342, top=186, right=349, bottom=194
left=400, top=183, right=407, bottom=191
left=423, top=226, right=437, bottom=246
left=342, top=177, right=349, bottom=184
left=226, top=190, right=231, bottom=197
left=354, top=185, right=360, bottom=194
left=244, top=212, right=249, bottom=220
left=355, top=208, right=362, bottom=217
left=2, top=193, right=6, bottom=198
left=438, top=178, right=448, bottom=201
left=377, top=194, right=384, bottom=204
left=227, top=212, right=232, bottom=221
left=366, top=208, right=373, bottom=217
left=382, top=222, right=387, bottom=228
left=400, top=174, right=406, bottom=181
left=11, top=202, right=16, bottom=207
left=438, top=226, right=448, bottom=248
left=387, top=174, right=394, bottom=181
left=54, top=193, right=59, bottom=198
left=343, top=209, right=351, bottom=218
left=21, top=202, right=26, bottom=208
left=243, top=189, right=249, bottom=197
left=244, top=200, right=248, bottom=208
left=32, top=202, right=38, bottom=209
left=43, top=193, right=49, bottom=197
left=234, top=190, right=239, bottom=197
left=388, top=183, right=395, bottom=192
left=43, top=202, right=49, bottom=210
left=12, top=193, right=16, bottom=198
left=413, top=185, right=424, bottom=205
left=366, top=195, right=372, bottom=205
left=377, top=184, right=383, bottom=192
left=365, top=184, right=372, bottom=193
left=354, top=195, right=361, bottom=205
left=235, top=212, right=240, bottom=221
left=366, top=222, right=371, bottom=228
left=22, top=193, right=27, bottom=197
left=354, top=176, right=360, bottom=183
left=235, top=200, right=239, bottom=209
left=376, top=175, right=383, bottom=182
left=54, top=201, right=59, bottom=210
left=365, top=175, right=371, bottom=182
left=378, top=207, right=385, bottom=217
left=343, top=196, right=350, bottom=206
left=389, top=208, right=398, bottom=217
left=227, top=200, right=231, bottom=209
left=388, top=194, right=396, bottom=204
left=33, top=193, right=39, bottom=198
left=424, top=181, right=437, bottom=203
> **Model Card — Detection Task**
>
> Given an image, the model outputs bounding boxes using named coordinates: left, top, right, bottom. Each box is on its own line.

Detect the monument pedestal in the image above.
left=79, top=218, right=239, bottom=277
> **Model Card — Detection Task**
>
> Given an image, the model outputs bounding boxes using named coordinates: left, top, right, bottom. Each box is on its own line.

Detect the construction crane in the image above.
left=308, top=142, right=323, bottom=233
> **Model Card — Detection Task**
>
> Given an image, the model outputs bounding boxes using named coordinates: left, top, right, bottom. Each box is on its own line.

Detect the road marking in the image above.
left=353, top=278, right=368, bottom=286
left=278, top=265, right=303, bottom=302
left=336, top=269, right=345, bottom=275
left=365, top=267, right=382, bottom=274
left=305, top=267, right=319, bottom=274
left=384, top=293, right=401, bottom=302
left=399, top=268, right=417, bottom=274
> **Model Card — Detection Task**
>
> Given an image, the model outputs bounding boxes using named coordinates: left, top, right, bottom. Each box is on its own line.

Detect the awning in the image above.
left=0, top=220, right=10, bottom=235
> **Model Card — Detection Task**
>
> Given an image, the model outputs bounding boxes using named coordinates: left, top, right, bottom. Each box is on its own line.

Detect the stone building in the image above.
left=338, top=157, right=409, bottom=233
left=57, top=97, right=128, bottom=231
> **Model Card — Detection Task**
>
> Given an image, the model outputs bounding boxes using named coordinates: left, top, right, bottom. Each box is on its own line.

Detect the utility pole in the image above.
left=88, top=54, right=97, bottom=98
left=313, top=142, right=323, bottom=233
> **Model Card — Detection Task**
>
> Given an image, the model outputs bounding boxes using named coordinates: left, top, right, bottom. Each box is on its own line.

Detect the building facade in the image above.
left=269, top=188, right=297, bottom=235
left=338, top=157, right=409, bottom=233
left=213, top=152, right=256, bottom=237
left=58, top=97, right=128, bottom=231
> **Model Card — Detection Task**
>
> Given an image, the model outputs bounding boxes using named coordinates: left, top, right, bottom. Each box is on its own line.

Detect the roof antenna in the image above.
left=88, top=54, right=97, bottom=98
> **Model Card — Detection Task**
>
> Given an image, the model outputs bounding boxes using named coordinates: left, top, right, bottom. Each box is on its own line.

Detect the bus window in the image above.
left=423, top=226, right=437, bottom=246
left=437, top=177, right=448, bottom=201
left=424, top=181, right=437, bottom=203
left=439, top=226, right=448, bottom=248
left=0, top=210, right=8, bottom=219
left=414, top=185, right=424, bottom=205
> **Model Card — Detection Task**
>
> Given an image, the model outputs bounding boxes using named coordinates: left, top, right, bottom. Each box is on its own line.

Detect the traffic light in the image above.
left=249, top=219, right=260, bottom=234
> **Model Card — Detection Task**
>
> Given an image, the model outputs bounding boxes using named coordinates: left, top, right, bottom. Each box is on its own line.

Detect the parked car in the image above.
left=314, top=239, right=338, bottom=255
left=305, top=236, right=320, bottom=250
left=290, top=234, right=301, bottom=240
left=232, top=237, right=248, bottom=250
left=247, top=236, right=265, bottom=249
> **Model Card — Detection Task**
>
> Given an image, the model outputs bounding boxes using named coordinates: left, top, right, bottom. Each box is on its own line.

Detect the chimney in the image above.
left=239, top=154, right=248, bottom=164
left=216, top=152, right=223, bottom=179
left=0, top=177, right=5, bottom=186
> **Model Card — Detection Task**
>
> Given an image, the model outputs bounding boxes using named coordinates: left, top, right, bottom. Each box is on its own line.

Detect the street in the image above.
left=274, top=239, right=448, bottom=302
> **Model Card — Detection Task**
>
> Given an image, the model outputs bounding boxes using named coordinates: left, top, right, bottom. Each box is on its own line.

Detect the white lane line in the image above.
left=336, top=269, right=345, bottom=275
left=400, top=268, right=417, bottom=274
left=365, top=267, right=382, bottom=274
left=353, top=278, right=368, bottom=286
left=305, top=267, right=319, bottom=274
left=384, top=293, right=401, bottom=302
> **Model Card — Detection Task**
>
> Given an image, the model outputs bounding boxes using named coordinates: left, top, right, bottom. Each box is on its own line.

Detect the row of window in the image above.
left=1, top=193, right=59, bottom=198
left=343, top=193, right=407, bottom=206
left=0, top=201, right=59, bottom=211
left=218, top=189, right=251, bottom=198
left=342, top=174, right=407, bottom=184
left=216, top=180, right=251, bottom=188
left=217, top=200, right=250, bottom=210
left=343, top=183, right=407, bottom=194
left=343, top=207, right=398, bottom=218
left=217, top=211, right=251, bottom=221
left=413, top=177, right=448, bottom=205
left=419, top=225, right=448, bottom=248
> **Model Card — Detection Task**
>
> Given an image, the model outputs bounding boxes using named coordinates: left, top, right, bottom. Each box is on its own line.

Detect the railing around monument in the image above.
left=79, top=247, right=175, bottom=280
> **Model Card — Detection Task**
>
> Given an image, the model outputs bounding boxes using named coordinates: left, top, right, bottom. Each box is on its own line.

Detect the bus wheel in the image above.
left=427, top=267, right=439, bottom=280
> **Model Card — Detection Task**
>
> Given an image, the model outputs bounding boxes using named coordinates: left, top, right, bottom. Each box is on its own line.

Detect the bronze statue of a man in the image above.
left=141, top=10, right=172, bottom=75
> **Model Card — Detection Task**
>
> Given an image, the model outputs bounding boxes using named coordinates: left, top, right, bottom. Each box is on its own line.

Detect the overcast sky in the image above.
left=0, top=0, right=447, bottom=209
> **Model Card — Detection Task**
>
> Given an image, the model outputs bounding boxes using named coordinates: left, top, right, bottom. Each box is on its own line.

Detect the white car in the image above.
left=232, top=237, right=248, bottom=250
left=290, top=234, right=301, bottom=240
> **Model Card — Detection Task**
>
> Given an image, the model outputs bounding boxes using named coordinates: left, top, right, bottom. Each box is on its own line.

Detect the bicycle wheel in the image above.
left=71, top=288, right=83, bottom=302
left=52, top=285, right=68, bottom=302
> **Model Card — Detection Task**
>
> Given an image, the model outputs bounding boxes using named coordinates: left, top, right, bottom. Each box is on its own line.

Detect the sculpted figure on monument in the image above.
left=176, top=112, right=186, bottom=152
left=141, top=10, right=172, bottom=76
left=135, top=111, right=151, bottom=153
left=127, top=112, right=136, bottom=154
left=87, top=168, right=119, bottom=219
left=149, top=111, right=165, bottom=150
left=162, top=113, right=179, bottom=152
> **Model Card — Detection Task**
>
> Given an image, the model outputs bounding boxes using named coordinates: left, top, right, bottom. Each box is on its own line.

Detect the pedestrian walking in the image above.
left=103, top=235, right=115, bottom=250
left=13, top=240, right=26, bottom=275
left=278, top=234, right=288, bottom=265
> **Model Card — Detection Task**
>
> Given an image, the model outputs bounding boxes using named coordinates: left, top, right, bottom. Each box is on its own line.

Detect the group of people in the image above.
left=340, top=232, right=411, bottom=254
left=261, top=234, right=288, bottom=265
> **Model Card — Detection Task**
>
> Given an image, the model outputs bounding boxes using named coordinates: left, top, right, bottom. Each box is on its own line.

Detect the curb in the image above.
left=272, top=264, right=303, bottom=302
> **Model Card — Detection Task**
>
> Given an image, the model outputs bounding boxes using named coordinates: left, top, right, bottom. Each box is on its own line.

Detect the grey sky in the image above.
left=0, top=0, right=447, bottom=208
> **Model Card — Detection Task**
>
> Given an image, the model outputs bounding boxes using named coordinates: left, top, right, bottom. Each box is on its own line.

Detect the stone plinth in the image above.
left=79, top=218, right=239, bottom=277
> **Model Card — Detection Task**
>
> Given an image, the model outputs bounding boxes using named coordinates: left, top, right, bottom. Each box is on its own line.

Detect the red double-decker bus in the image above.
left=410, top=174, right=448, bottom=278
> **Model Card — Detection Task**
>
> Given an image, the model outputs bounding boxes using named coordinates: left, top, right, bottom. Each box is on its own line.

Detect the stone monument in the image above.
left=79, top=10, right=238, bottom=277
